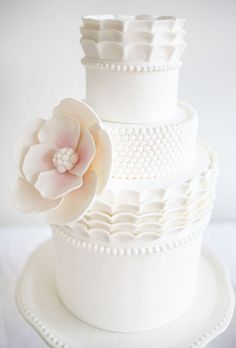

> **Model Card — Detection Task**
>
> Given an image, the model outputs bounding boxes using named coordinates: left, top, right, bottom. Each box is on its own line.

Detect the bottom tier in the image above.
left=52, top=213, right=210, bottom=332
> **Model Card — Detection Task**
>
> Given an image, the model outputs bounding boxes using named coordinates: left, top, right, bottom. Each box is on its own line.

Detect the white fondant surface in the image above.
left=1, top=224, right=234, bottom=348
left=15, top=239, right=235, bottom=347
left=14, top=239, right=235, bottom=348
left=85, top=66, right=179, bottom=123
left=52, top=214, right=210, bottom=332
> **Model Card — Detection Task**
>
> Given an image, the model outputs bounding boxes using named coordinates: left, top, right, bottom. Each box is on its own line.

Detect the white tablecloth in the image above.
left=0, top=223, right=235, bottom=348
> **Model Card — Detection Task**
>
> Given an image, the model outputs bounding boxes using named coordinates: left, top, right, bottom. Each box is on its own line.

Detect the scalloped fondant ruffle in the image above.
left=80, top=28, right=186, bottom=45
left=82, top=15, right=185, bottom=33
left=97, top=149, right=218, bottom=206
left=67, top=206, right=212, bottom=243
left=83, top=193, right=215, bottom=223
left=80, top=203, right=213, bottom=230
left=89, top=194, right=215, bottom=218
left=64, top=146, right=218, bottom=243
left=80, top=39, right=187, bottom=63
left=76, top=189, right=215, bottom=237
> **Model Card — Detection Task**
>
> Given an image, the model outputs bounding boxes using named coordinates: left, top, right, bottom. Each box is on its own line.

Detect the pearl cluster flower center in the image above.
left=53, top=147, right=79, bottom=173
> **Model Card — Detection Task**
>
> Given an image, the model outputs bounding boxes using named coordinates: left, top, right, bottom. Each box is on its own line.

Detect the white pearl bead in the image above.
left=57, top=166, right=66, bottom=173
left=53, top=147, right=78, bottom=173
left=107, top=117, right=194, bottom=180
left=70, top=154, right=78, bottom=164
left=66, top=163, right=74, bottom=171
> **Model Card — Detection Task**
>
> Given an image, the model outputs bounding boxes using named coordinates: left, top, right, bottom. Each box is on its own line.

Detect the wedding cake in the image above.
left=12, top=15, right=218, bottom=333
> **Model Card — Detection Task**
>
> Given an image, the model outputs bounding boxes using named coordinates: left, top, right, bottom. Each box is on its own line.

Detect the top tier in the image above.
left=81, top=15, right=187, bottom=124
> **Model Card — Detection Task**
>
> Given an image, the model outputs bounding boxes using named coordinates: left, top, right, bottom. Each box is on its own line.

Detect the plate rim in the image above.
left=16, top=240, right=235, bottom=348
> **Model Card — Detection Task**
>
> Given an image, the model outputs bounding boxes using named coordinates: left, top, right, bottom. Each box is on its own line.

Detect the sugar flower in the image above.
left=12, top=99, right=112, bottom=224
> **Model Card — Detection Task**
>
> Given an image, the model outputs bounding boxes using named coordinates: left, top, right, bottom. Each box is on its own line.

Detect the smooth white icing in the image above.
left=85, top=65, right=179, bottom=123
left=52, top=213, right=210, bottom=332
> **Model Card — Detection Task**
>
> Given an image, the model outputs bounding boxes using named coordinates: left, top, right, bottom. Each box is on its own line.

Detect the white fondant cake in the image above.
left=12, top=14, right=219, bottom=334
left=50, top=15, right=219, bottom=332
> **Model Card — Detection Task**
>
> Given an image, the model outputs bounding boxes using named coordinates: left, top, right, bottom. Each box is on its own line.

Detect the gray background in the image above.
left=1, top=0, right=236, bottom=224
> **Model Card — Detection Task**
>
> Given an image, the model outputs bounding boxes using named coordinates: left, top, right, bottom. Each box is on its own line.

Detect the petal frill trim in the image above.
left=13, top=119, right=45, bottom=176
left=12, top=177, right=62, bottom=213
left=35, top=169, right=83, bottom=199
left=45, top=170, right=98, bottom=224
left=53, top=98, right=101, bottom=129
left=89, top=124, right=112, bottom=194
left=22, top=142, right=56, bottom=184
left=71, top=128, right=96, bottom=177
left=38, top=113, right=80, bottom=149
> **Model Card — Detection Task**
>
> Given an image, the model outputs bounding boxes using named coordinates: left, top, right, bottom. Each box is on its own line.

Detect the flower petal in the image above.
left=12, top=177, right=62, bottom=213
left=53, top=98, right=101, bottom=129
left=70, top=128, right=96, bottom=177
left=35, top=169, right=83, bottom=199
left=23, top=142, right=56, bottom=184
left=89, top=124, right=112, bottom=194
left=45, top=170, right=98, bottom=224
left=38, top=113, right=80, bottom=149
left=13, top=119, right=45, bottom=175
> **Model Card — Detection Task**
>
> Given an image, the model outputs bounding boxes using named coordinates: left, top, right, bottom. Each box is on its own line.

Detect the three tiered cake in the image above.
left=13, top=15, right=218, bottom=333
left=52, top=15, right=218, bottom=332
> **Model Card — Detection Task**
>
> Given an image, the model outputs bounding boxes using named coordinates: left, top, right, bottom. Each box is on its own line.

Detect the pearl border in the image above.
left=82, top=58, right=181, bottom=73
left=16, top=246, right=235, bottom=348
left=16, top=277, right=69, bottom=348
left=52, top=223, right=204, bottom=256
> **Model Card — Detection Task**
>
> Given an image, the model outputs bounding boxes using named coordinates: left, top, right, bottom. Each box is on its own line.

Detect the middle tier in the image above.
left=104, top=101, right=198, bottom=180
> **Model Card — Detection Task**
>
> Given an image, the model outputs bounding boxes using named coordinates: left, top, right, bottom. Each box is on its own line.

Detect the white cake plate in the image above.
left=16, top=240, right=235, bottom=348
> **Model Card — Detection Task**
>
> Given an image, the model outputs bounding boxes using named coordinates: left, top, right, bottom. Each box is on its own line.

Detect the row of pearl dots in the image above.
left=105, top=119, right=196, bottom=179
left=82, top=58, right=181, bottom=73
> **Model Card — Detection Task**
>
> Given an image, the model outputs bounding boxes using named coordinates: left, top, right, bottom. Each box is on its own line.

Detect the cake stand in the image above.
left=16, top=240, right=235, bottom=348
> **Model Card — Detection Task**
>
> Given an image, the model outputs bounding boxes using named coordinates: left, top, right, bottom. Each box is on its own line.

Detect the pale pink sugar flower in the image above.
left=12, top=98, right=112, bottom=224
